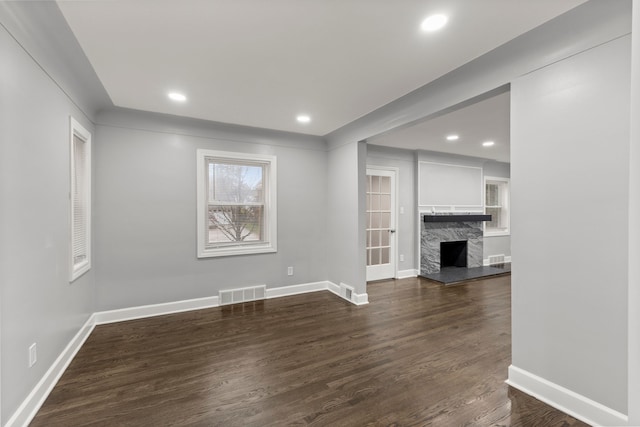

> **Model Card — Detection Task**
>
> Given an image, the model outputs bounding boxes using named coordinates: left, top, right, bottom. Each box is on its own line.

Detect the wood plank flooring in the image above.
left=31, top=276, right=589, bottom=426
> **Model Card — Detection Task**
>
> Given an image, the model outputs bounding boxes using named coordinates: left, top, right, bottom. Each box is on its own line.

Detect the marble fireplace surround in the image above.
left=420, top=214, right=489, bottom=276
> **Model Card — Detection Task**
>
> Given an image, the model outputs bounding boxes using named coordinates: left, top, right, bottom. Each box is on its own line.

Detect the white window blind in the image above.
left=72, top=135, right=87, bottom=263
left=484, top=177, right=510, bottom=236
left=70, top=118, right=91, bottom=281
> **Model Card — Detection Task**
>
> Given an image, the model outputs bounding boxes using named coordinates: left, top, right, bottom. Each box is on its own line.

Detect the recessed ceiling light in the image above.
left=421, top=14, right=448, bottom=32
left=446, top=134, right=459, bottom=141
left=482, top=141, right=495, bottom=147
left=168, top=92, right=187, bottom=102
left=296, top=114, right=311, bottom=124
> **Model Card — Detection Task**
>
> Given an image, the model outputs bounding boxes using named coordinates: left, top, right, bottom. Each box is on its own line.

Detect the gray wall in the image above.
left=511, top=35, right=630, bottom=414
left=0, top=22, right=95, bottom=424
left=93, top=111, right=328, bottom=311
left=629, top=1, right=640, bottom=423
left=366, top=145, right=416, bottom=275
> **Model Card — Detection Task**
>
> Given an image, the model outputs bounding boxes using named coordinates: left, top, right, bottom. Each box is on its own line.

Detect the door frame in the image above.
left=366, top=165, right=399, bottom=281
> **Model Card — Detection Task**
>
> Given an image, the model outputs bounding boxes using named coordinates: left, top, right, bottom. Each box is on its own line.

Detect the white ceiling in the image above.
left=57, top=0, right=585, bottom=138
left=370, top=91, right=511, bottom=162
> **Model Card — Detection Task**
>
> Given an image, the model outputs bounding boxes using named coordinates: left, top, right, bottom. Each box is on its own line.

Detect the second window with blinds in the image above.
left=484, top=176, right=510, bottom=236
left=70, top=117, right=92, bottom=282
left=196, top=150, right=277, bottom=258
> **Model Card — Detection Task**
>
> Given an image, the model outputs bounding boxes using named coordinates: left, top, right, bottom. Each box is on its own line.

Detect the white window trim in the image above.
left=484, top=176, right=510, bottom=237
left=69, top=117, right=91, bottom=282
left=196, top=149, right=277, bottom=258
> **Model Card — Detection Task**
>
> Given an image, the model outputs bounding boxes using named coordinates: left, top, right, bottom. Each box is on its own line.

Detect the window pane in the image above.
left=209, top=161, right=264, bottom=203
left=371, top=213, right=380, bottom=228
left=367, top=249, right=372, bottom=266
left=486, top=183, right=500, bottom=206
left=486, top=207, right=502, bottom=229
left=380, top=176, right=391, bottom=194
left=371, top=175, right=380, bottom=193
left=208, top=205, right=263, bottom=244
left=371, top=194, right=380, bottom=211
left=381, top=230, right=389, bottom=246
left=381, top=247, right=390, bottom=264
left=72, top=134, right=88, bottom=266
left=366, top=194, right=371, bottom=211
left=372, top=230, right=380, bottom=247
left=380, top=212, right=390, bottom=229
left=371, top=248, right=381, bottom=266
left=380, top=194, right=391, bottom=211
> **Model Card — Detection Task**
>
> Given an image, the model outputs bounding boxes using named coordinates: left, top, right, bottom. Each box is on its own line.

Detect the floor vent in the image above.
left=219, top=285, right=266, bottom=306
left=488, top=254, right=505, bottom=265
left=340, top=283, right=354, bottom=301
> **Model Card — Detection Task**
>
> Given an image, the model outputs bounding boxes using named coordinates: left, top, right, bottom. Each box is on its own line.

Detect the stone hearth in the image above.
left=420, top=214, right=484, bottom=275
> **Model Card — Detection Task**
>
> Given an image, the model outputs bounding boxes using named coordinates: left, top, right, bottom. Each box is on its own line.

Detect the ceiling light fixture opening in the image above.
left=446, top=134, right=459, bottom=141
left=482, top=141, right=495, bottom=147
left=297, top=114, right=311, bottom=124
left=421, top=14, right=448, bottom=32
left=168, top=92, right=187, bottom=102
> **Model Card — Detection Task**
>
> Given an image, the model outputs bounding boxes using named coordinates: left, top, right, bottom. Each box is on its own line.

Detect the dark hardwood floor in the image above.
left=31, top=276, right=589, bottom=426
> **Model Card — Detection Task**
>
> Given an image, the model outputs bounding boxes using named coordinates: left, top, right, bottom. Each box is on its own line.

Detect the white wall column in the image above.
left=628, top=0, right=640, bottom=424
left=509, top=35, right=631, bottom=426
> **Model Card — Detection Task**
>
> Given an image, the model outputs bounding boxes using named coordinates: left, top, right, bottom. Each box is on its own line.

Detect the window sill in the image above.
left=198, top=244, right=277, bottom=258
left=70, top=262, right=91, bottom=283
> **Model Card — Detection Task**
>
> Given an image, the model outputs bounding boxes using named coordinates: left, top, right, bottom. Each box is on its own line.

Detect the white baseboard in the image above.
left=5, top=316, right=96, bottom=427
left=506, top=365, right=628, bottom=427
left=7, top=280, right=367, bottom=426
left=327, top=281, right=369, bottom=305
left=327, top=281, right=341, bottom=296
left=396, top=269, right=418, bottom=279
left=353, top=292, right=369, bottom=305
left=483, top=255, right=512, bottom=266
left=94, top=295, right=220, bottom=325
left=266, top=281, right=328, bottom=299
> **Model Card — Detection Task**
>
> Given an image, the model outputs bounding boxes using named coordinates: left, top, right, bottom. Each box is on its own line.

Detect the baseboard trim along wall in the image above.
left=483, top=255, right=512, bottom=266
left=6, top=280, right=368, bottom=426
left=93, top=295, right=220, bottom=325
left=397, top=269, right=419, bottom=279
left=265, top=281, right=328, bottom=299
left=506, top=365, right=628, bottom=427
left=5, top=317, right=96, bottom=427
left=327, top=282, right=369, bottom=305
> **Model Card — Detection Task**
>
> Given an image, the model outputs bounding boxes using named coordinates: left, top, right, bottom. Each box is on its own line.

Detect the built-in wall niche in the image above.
left=418, top=161, right=483, bottom=209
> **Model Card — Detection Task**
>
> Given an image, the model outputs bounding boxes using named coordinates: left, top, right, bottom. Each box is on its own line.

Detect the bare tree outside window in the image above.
left=206, top=161, right=265, bottom=245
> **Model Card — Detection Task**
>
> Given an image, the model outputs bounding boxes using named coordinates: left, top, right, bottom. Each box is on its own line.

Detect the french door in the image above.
left=366, top=168, right=397, bottom=281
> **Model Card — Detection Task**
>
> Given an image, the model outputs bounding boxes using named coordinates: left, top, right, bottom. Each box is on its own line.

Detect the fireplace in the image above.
left=440, top=240, right=468, bottom=268
left=420, top=213, right=490, bottom=276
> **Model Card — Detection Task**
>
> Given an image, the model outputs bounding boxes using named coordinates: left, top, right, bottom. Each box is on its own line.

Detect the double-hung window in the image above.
left=69, top=118, right=91, bottom=281
left=197, top=150, right=277, bottom=258
left=484, top=176, right=510, bottom=236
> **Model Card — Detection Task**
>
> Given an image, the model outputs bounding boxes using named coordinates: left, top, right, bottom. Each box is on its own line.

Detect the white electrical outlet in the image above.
left=400, top=254, right=405, bottom=262
left=400, top=206, right=405, bottom=214
left=287, top=266, right=293, bottom=276
left=29, top=343, right=37, bottom=367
